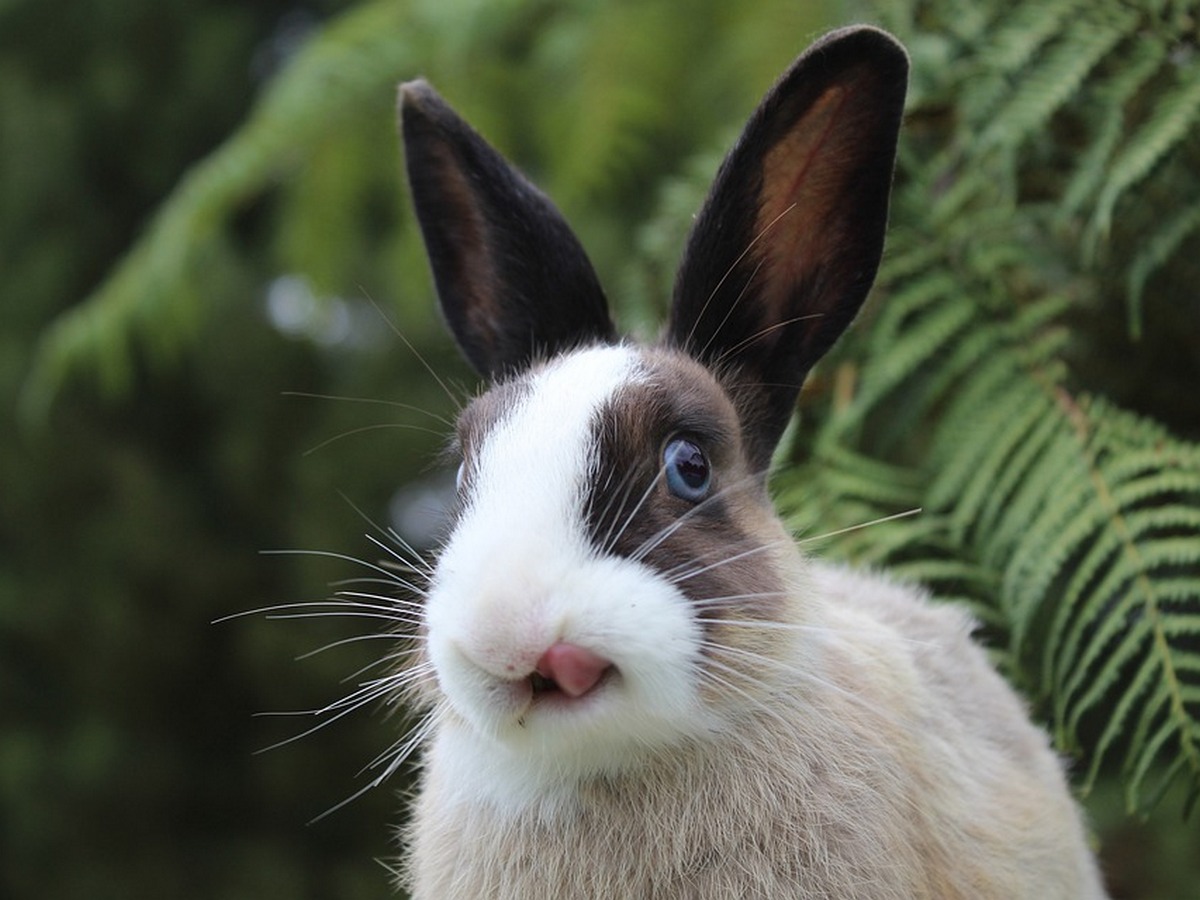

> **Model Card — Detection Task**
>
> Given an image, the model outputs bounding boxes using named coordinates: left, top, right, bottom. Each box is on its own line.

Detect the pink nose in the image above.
left=535, top=643, right=613, bottom=697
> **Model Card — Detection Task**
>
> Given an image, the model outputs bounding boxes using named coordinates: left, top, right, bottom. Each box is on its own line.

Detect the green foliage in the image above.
left=764, top=0, right=1200, bottom=815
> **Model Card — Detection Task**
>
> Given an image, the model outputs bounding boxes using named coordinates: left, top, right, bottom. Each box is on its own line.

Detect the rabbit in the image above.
left=392, top=25, right=1110, bottom=899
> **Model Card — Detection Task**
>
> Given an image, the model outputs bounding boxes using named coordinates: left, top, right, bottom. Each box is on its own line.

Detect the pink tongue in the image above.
left=535, top=643, right=612, bottom=698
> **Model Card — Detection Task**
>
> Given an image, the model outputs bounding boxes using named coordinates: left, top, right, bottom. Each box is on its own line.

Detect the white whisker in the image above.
left=689, top=591, right=788, bottom=607
left=364, top=531, right=435, bottom=579
left=695, top=655, right=798, bottom=733
left=259, top=547, right=419, bottom=585
left=604, top=467, right=666, bottom=555
left=307, top=704, right=445, bottom=825
left=296, top=633, right=418, bottom=661
left=213, top=599, right=413, bottom=625
left=700, top=638, right=905, bottom=726
left=683, top=201, right=798, bottom=354
left=282, top=390, right=455, bottom=428
left=712, top=311, right=824, bottom=367
left=668, top=539, right=788, bottom=585
left=302, top=422, right=447, bottom=457
left=628, top=469, right=764, bottom=563
left=339, top=647, right=426, bottom=684
left=796, top=507, right=923, bottom=544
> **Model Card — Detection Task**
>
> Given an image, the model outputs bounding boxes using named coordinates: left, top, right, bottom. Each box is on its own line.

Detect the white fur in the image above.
left=426, top=346, right=715, bottom=816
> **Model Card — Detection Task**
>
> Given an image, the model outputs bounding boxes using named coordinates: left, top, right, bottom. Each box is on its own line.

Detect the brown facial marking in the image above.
left=584, top=350, right=788, bottom=639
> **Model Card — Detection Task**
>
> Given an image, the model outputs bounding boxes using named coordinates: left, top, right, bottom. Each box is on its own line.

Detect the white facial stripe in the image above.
left=430, top=346, right=645, bottom=682
left=468, top=345, right=639, bottom=543
left=426, top=344, right=717, bottom=803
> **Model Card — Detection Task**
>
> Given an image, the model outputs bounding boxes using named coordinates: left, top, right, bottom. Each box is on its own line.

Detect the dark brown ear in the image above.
left=399, top=81, right=616, bottom=379
left=667, top=26, right=908, bottom=470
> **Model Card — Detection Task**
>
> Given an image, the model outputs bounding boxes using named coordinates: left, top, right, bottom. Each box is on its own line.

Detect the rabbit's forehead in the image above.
left=459, top=343, right=754, bottom=555
left=458, top=345, right=644, bottom=536
left=465, top=344, right=738, bottom=489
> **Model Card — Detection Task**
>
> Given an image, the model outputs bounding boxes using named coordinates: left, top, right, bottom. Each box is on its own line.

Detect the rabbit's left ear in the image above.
left=400, top=81, right=615, bottom=379
left=668, top=26, right=908, bottom=470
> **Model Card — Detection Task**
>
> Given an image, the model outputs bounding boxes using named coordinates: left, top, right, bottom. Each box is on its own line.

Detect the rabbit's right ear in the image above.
left=400, top=82, right=615, bottom=380
left=668, top=27, right=908, bottom=471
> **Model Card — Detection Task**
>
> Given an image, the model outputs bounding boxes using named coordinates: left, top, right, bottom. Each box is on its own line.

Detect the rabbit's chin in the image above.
left=427, top=682, right=724, bottom=819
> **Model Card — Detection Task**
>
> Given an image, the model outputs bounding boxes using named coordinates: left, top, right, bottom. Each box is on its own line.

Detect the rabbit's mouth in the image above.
left=525, top=650, right=617, bottom=712
left=528, top=641, right=616, bottom=702
left=527, top=666, right=616, bottom=703
left=529, top=672, right=560, bottom=696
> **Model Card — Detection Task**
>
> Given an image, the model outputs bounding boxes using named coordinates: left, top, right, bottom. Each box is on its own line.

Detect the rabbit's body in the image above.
left=395, top=25, right=1109, bottom=898
left=409, top=561, right=1104, bottom=899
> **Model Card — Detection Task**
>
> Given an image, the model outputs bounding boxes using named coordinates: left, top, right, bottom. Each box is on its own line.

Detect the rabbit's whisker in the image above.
left=690, top=591, right=789, bottom=607
left=339, top=647, right=426, bottom=684
left=595, top=467, right=643, bottom=555
left=336, top=589, right=429, bottom=615
left=796, top=507, right=923, bottom=544
left=328, top=583, right=428, bottom=608
left=213, top=598, right=416, bottom=625
left=696, top=257, right=766, bottom=361
left=337, top=491, right=438, bottom=577
left=253, top=683, right=397, bottom=754
left=296, top=633, right=420, bottom=661
left=667, top=539, right=789, bottom=585
left=683, top=201, right=798, bottom=354
left=302, top=422, right=447, bottom=457
left=604, top=466, right=666, bottom=555
left=362, top=291, right=466, bottom=412
left=712, top=312, right=826, bottom=368
left=281, top=390, right=456, bottom=429
left=694, top=655, right=798, bottom=733
left=628, top=469, right=765, bottom=562
left=701, top=637, right=905, bottom=726
left=260, top=547, right=421, bottom=585
left=309, top=706, right=444, bottom=825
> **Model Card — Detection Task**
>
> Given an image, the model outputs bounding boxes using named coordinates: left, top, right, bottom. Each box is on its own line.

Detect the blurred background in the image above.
left=3, top=0, right=1198, bottom=897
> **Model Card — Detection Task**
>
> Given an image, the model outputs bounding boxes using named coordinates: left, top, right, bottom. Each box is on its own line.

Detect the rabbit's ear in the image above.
left=400, top=81, right=615, bottom=379
left=667, top=26, right=907, bottom=470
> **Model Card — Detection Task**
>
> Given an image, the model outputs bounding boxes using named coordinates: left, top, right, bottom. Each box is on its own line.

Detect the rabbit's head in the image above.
left=399, top=26, right=907, bottom=806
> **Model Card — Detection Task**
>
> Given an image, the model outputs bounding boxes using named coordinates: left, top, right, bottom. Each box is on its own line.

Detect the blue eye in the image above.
left=663, top=437, right=711, bottom=502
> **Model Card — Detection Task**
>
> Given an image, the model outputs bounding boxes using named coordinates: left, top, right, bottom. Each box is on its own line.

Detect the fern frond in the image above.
left=978, top=5, right=1137, bottom=150
left=960, top=0, right=1085, bottom=117
left=1086, top=66, right=1200, bottom=254
left=1058, top=36, right=1168, bottom=221
left=1126, top=202, right=1200, bottom=334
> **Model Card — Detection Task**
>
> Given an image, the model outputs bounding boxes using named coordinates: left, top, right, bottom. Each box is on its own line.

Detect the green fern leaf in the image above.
left=978, top=7, right=1137, bottom=150
left=1127, top=203, right=1200, bottom=335
left=961, top=0, right=1086, bottom=118
left=1059, top=36, right=1167, bottom=220
left=1087, top=65, right=1200, bottom=253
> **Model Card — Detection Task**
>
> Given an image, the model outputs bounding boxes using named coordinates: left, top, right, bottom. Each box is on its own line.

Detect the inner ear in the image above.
left=400, top=81, right=617, bottom=379
left=666, top=27, right=908, bottom=470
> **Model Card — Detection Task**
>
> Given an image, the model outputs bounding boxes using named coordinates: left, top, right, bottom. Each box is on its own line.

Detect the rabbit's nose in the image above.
left=534, top=643, right=613, bottom=697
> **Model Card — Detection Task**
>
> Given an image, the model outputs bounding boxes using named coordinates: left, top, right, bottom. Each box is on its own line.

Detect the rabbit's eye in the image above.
left=663, top=437, right=711, bottom=502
